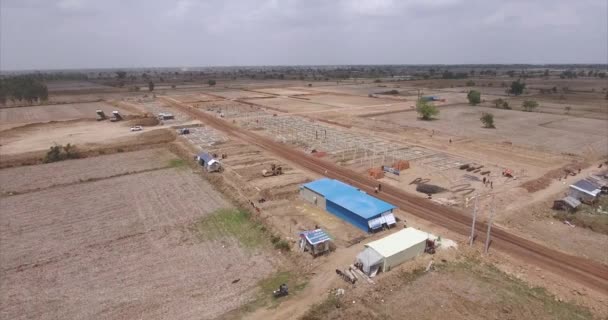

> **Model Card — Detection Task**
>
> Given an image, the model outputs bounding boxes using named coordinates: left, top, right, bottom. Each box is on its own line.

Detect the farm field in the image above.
left=0, top=148, right=178, bottom=194
left=0, top=102, right=135, bottom=130
left=374, top=106, right=608, bottom=155
left=0, top=154, right=278, bottom=320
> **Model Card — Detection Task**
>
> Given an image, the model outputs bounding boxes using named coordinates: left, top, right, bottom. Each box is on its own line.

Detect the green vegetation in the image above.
left=522, top=100, right=539, bottom=112
left=0, top=75, right=48, bottom=105
left=208, top=79, right=217, bottom=86
left=43, top=144, right=80, bottom=163
left=415, top=99, right=439, bottom=120
left=193, top=208, right=268, bottom=249
left=148, top=81, right=154, bottom=91
left=465, top=80, right=476, bottom=86
left=480, top=112, right=495, bottom=128
left=509, top=79, right=526, bottom=95
left=301, top=295, right=343, bottom=320
left=168, top=158, right=186, bottom=168
left=467, top=90, right=481, bottom=105
left=493, top=98, right=510, bottom=109
left=302, top=258, right=593, bottom=320
left=554, top=196, right=608, bottom=235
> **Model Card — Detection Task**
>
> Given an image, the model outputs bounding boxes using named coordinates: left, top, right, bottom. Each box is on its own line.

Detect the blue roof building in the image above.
left=299, top=178, right=397, bottom=232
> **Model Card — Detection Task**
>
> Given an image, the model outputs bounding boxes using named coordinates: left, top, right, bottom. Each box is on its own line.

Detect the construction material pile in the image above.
left=416, top=183, right=447, bottom=194
left=393, top=160, right=410, bottom=170
left=367, top=167, right=384, bottom=179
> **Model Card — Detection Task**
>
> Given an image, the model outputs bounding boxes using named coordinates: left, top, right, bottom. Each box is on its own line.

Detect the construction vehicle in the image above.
left=178, top=128, right=190, bottom=135
left=95, top=110, right=106, bottom=121
left=273, top=283, right=289, bottom=298
left=110, top=111, right=122, bottom=122
left=262, top=164, right=283, bottom=177
left=502, top=169, right=513, bottom=178
left=158, top=112, right=174, bottom=120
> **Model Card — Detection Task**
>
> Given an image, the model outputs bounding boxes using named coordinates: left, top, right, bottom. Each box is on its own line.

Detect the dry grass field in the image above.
left=0, top=102, right=135, bottom=130
left=0, top=152, right=278, bottom=320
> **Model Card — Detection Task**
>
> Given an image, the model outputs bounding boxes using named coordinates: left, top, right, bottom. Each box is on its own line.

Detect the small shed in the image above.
left=553, top=196, right=581, bottom=211
left=569, top=179, right=601, bottom=204
left=299, top=229, right=331, bottom=256
left=356, top=228, right=428, bottom=276
left=196, top=152, right=221, bottom=172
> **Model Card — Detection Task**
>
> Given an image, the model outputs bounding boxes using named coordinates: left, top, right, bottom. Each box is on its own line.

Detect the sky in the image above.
left=1, top=0, right=607, bottom=70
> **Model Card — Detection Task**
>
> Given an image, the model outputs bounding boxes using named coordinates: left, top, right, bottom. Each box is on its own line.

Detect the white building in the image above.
left=356, top=228, right=429, bottom=276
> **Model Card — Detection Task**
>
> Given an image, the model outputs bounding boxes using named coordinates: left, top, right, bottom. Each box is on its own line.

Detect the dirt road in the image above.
left=160, top=96, right=608, bottom=296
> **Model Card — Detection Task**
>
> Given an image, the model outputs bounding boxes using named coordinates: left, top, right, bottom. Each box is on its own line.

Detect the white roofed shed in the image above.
left=357, top=228, right=429, bottom=275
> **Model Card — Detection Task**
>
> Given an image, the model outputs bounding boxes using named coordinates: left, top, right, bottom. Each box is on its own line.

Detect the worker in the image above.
left=483, top=177, right=486, bottom=184
left=449, top=139, right=452, bottom=144
left=374, top=187, right=379, bottom=194
left=378, top=183, right=382, bottom=192
left=490, top=181, right=493, bottom=189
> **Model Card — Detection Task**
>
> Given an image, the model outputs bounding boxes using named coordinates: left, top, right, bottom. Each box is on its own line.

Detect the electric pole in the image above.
left=469, top=193, right=478, bottom=246
left=484, top=196, right=496, bottom=254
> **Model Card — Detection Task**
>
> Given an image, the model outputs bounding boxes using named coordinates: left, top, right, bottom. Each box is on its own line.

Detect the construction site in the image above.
left=1, top=70, right=607, bottom=320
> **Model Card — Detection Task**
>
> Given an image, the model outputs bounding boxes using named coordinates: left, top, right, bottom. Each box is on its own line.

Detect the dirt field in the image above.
left=0, top=102, right=135, bottom=130
left=246, top=97, right=339, bottom=113
left=374, top=106, right=608, bottom=156
left=254, top=88, right=312, bottom=96
left=213, top=90, right=274, bottom=99
left=0, top=148, right=178, bottom=194
left=0, top=120, right=173, bottom=155
left=0, top=152, right=278, bottom=320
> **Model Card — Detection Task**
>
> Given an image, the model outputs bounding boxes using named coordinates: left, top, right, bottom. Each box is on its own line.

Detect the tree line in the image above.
left=0, top=75, right=49, bottom=105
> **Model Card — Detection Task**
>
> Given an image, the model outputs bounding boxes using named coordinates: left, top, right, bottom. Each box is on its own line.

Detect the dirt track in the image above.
left=160, top=96, right=608, bottom=295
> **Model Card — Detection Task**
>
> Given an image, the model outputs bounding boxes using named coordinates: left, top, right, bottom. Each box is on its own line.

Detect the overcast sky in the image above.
left=1, top=0, right=607, bottom=70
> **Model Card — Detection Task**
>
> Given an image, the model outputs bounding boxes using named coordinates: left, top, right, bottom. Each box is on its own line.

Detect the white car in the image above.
left=130, top=126, right=143, bottom=132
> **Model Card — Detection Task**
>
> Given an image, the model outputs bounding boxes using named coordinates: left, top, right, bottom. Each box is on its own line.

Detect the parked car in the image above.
left=130, top=126, right=143, bottom=132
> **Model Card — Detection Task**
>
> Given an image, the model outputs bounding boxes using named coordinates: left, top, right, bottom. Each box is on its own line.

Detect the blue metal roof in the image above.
left=299, top=229, right=331, bottom=245
left=197, top=152, right=214, bottom=162
left=302, top=178, right=397, bottom=219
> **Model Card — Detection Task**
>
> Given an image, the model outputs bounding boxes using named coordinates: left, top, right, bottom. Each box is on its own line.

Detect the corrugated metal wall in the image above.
left=326, top=200, right=370, bottom=232
left=299, top=187, right=326, bottom=210
left=383, top=241, right=426, bottom=272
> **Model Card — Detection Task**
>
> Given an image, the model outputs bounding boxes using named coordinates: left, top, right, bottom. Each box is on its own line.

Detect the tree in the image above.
left=480, top=112, right=495, bottom=128
left=493, top=98, right=510, bottom=109
left=465, top=80, right=475, bottom=86
left=148, top=81, right=154, bottom=91
left=467, top=90, right=481, bottom=105
left=115, top=71, right=127, bottom=79
left=565, top=106, right=571, bottom=114
left=509, top=80, right=526, bottom=96
left=416, top=99, right=439, bottom=120
left=171, top=84, right=176, bottom=89
left=208, top=79, right=216, bottom=86
left=522, top=100, right=539, bottom=112
left=506, top=70, right=516, bottom=78
left=544, top=69, right=549, bottom=77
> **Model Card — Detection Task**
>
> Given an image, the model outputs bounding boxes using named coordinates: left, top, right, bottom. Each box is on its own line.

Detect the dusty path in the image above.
left=160, top=96, right=608, bottom=296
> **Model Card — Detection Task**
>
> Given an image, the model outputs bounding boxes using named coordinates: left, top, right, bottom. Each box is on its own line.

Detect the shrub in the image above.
left=480, top=112, right=495, bottom=128
left=522, top=100, right=539, bottom=112
left=416, top=99, right=439, bottom=120
left=467, top=90, right=481, bottom=105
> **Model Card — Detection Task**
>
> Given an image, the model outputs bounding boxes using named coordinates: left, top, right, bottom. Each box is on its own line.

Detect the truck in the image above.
left=196, top=152, right=222, bottom=172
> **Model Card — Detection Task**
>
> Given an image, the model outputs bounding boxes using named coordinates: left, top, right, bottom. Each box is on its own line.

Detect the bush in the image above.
left=466, top=80, right=475, bottom=86
left=373, top=79, right=382, bottom=83
left=522, top=100, right=539, bottom=112
left=208, top=79, right=216, bottom=86
left=43, top=143, right=80, bottom=163
left=467, top=90, right=481, bottom=105
left=480, top=112, right=495, bottom=128
left=416, top=99, right=439, bottom=120
left=509, top=80, right=526, bottom=95
left=274, top=239, right=291, bottom=251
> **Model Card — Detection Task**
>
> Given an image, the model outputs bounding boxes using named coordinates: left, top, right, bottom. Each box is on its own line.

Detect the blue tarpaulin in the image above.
left=300, top=229, right=331, bottom=245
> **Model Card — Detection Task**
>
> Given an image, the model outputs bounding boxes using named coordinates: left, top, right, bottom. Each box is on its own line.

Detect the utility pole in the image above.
left=484, top=196, right=496, bottom=254
left=469, top=193, right=478, bottom=246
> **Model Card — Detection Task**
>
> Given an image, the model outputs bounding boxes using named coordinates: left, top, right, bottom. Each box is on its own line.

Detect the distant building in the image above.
left=553, top=196, right=581, bottom=211
left=569, top=179, right=601, bottom=204
left=299, top=178, right=397, bottom=232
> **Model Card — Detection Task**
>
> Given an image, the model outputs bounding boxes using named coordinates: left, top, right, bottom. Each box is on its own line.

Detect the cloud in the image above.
left=0, top=0, right=606, bottom=70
